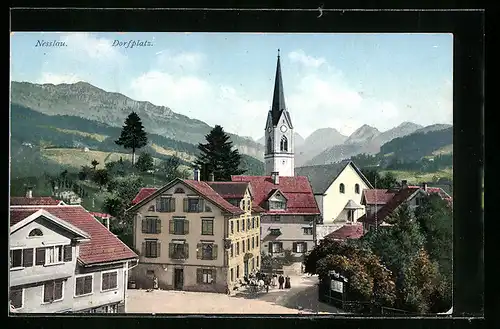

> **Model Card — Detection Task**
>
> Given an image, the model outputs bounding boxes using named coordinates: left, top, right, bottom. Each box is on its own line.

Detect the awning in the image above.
left=344, top=199, right=363, bottom=210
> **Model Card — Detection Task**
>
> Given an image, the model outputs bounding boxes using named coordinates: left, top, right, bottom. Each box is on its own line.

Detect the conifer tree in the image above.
left=115, top=111, right=148, bottom=165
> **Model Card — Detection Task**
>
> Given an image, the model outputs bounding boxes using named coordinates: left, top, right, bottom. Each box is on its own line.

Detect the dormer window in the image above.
left=339, top=183, right=345, bottom=194
left=269, top=200, right=286, bottom=210
left=29, top=228, right=43, bottom=237
left=269, top=229, right=282, bottom=236
left=355, top=184, right=360, bottom=194
left=280, top=136, right=288, bottom=152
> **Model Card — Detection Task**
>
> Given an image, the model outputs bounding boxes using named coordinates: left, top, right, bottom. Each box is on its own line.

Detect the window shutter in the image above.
left=197, top=243, right=202, bottom=259
left=169, top=220, right=174, bottom=234
left=142, top=242, right=146, bottom=256
left=184, top=244, right=189, bottom=259
left=23, top=248, right=34, bottom=267
left=169, top=243, right=174, bottom=258
left=184, top=220, right=189, bottom=234
left=212, top=244, right=218, bottom=260
left=142, top=219, right=147, bottom=233
left=212, top=269, right=217, bottom=283
left=198, top=199, right=205, bottom=212
left=35, top=247, right=45, bottom=265
left=156, top=198, right=162, bottom=212
left=63, top=245, right=72, bottom=262
left=292, top=242, right=297, bottom=253
left=196, top=269, right=203, bottom=283
left=170, top=198, right=176, bottom=212
left=303, top=242, right=308, bottom=253
left=268, top=243, right=272, bottom=254
left=156, top=218, right=162, bottom=234
left=183, top=198, right=188, bottom=212
left=156, top=241, right=161, bottom=258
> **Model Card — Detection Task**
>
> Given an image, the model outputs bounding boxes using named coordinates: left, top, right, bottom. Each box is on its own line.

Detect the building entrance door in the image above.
left=244, top=260, right=249, bottom=277
left=174, top=268, right=184, bottom=290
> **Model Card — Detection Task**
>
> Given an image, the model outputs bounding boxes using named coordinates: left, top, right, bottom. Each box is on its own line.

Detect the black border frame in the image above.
left=8, top=6, right=485, bottom=329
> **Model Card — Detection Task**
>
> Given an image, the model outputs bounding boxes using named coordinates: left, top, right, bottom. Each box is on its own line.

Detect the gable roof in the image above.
left=325, top=223, right=364, bottom=241
left=11, top=205, right=137, bottom=265
left=10, top=197, right=63, bottom=206
left=362, top=189, right=396, bottom=205
left=231, top=175, right=320, bottom=215
left=408, top=185, right=453, bottom=203
left=10, top=208, right=90, bottom=240
left=207, top=181, right=251, bottom=199
left=359, top=187, right=421, bottom=225
left=129, top=179, right=244, bottom=215
left=132, top=188, right=158, bottom=204
left=295, top=160, right=374, bottom=195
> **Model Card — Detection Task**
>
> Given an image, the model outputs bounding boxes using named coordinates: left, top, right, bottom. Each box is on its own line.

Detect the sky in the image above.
left=10, top=32, right=453, bottom=140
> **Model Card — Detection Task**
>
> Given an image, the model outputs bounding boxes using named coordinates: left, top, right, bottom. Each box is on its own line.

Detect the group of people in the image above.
left=277, top=275, right=291, bottom=289
left=244, top=271, right=292, bottom=293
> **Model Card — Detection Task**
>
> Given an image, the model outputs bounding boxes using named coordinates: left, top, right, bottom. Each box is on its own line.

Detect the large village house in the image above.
left=9, top=195, right=138, bottom=313
left=127, top=173, right=261, bottom=293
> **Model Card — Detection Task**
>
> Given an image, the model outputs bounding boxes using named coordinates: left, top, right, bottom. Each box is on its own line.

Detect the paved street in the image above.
left=126, top=275, right=342, bottom=314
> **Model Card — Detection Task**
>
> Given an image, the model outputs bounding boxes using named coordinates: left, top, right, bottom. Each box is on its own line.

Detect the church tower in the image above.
left=264, top=50, right=295, bottom=177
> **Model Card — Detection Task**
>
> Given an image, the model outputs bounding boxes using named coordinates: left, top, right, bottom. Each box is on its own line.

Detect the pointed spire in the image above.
left=271, top=49, right=286, bottom=126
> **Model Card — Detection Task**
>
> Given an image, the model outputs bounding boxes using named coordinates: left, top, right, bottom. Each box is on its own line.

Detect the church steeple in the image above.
left=271, top=49, right=288, bottom=127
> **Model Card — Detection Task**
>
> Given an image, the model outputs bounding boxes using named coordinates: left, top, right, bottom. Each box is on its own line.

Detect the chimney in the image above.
left=271, top=171, right=279, bottom=185
left=208, top=172, right=215, bottom=182
left=26, top=188, right=33, bottom=198
left=422, top=182, right=428, bottom=192
left=193, top=168, right=200, bottom=181
left=401, top=180, right=408, bottom=189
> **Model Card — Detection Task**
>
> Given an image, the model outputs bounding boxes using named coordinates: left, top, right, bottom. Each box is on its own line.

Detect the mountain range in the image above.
left=11, top=80, right=452, bottom=174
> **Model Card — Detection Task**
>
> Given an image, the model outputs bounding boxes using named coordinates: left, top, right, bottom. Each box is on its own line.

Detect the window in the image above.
left=230, top=221, right=234, bottom=234
left=197, top=269, right=216, bottom=284
left=201, top=218, right=214, bottom=235
left=169, top=217, right=189, bottom=235
left=143, top=240, right=161, bottom=258
left=101, top=271, right=118, bottom=291
left=10, top=288, right=23, bottom=309
left=236, top=265, right=240, bottom=278
left=355, top=184, right=360, bottom=194
left=242, top=240, right=245, bottom=252
left=293, top=242, right=307, bottom=253
left=241, top=219, right=245, bottom=231
left=184, top=198, right=204, bottom=213
left=256, top=218, right=259, bottom=228
left=347, top=210, right=354, bottom=222
left=174, top=187, right=185, bottom=194
left=148, top=205, right=155, bottom=212
left=10, top=249, right=33, bottom=268
left=252, top=237, right=255, bottom=249
left=29, top=228, right=43, bottom=237
left=230, top=244, right=234, bottom=257
left=237, top=220, right=240, bottom=232
left=205, top=205, right=212, bottom=212
left=75, top=274, right=93, bottom=296
left=267, top=137, right=272, bottom=154
left=236, top=242, right=240, bottom=255
left=45, top=245, right=63, bottom=264
left=256, top=237, right=259, bottom=247
left=156, top=197, right=175, bottom=212
left=252, top=217, right=255, bottom=229
left=230, top=268, right=234, bottom=282
left=339, top=183, right=345, bottom=194
left=247, top=238, right=250, bottom=250
left=169, top=242, right=189, bottom=259
left=142, top=217, right=161, bottom=234
left=269, top=201, right=286, bottom=210
left=251, top=258, right=255, bottom=270
left=280, top=135, right=288, bottom=151
left=256, top=256, right=259, bottom=268
left=270, top=229, right=281, bottom=236
left=43, top=280, right=64, bottom=303
left=269, top=242, right=283, bottom=254
left=197, top=243, right=218, bottom=260
left=303, top=227, right=313, bottom=235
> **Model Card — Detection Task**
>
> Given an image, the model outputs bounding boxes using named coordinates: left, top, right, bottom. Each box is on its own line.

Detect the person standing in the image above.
left=153, top=275, right=159, bottom=290
left=285, top=276, right=291, bottom=289
left=278, top=275, right=285, bottom=289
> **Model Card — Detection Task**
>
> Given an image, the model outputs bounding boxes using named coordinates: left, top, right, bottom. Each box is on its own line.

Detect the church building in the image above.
left=232, top=50, right=320, bottom=273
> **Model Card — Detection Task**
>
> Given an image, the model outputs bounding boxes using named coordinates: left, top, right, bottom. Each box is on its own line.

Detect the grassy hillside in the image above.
left=380, top=167, right=453, bottom=184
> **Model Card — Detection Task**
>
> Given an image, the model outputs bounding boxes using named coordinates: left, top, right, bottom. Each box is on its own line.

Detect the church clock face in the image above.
left=280, top=125, right=287, bottom=133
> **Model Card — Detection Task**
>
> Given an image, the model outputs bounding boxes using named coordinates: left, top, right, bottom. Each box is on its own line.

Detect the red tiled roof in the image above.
left=90, top=212, right=113, bottom=219
left=252, top=205, right=266, bottom=213
left=325, top=223, right=364, bottom=240
left=231, top=175, right=320, bottom=215
left=207, top=181, right=249, bottom=199
left=359, top=187, right=421, bottom=225
left=132, top=188, right=158, bottom=204
left=408, top=186, right=453, bottom=202
left=182, top=180, right=244, bottom=215
left=11, top=206, right=137, bottom=265
left=362, top=189, right=396, bottom=205
left=10, top=197, right=62, bottom=206
left=10, top=209, right=38, bottom=227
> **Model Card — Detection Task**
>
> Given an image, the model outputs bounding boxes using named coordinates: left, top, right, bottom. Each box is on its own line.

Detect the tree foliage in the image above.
left=115, top=111, right=148, bottom=165
left=157, top=156, right=190, bottom=182
left=195, top=125, right=246, bottom=181
left=361, top=169, right=398, bottom=189
left=91, top=159, right=99, bottom=170
left=91, top=169, right=109, bottom=190
left=135, top=152, right=154, bottom=172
